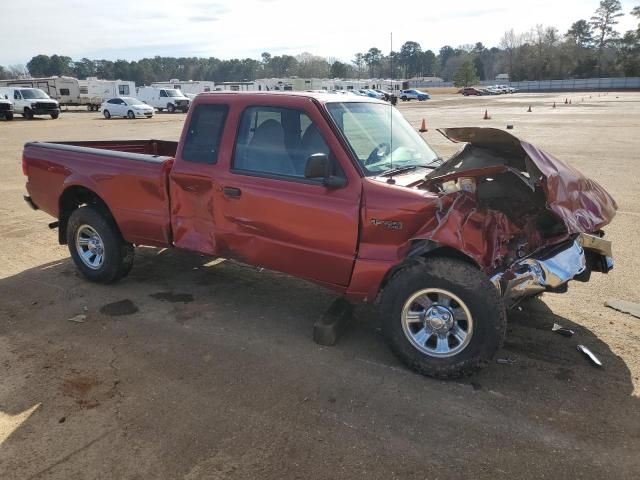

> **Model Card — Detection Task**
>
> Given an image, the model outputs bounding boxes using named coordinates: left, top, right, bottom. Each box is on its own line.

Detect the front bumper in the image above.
left=135, top=110, right=153, bottom=118
left=491, top=234, right=613, bottom=308
left=32, top=108, right=60, bottom=115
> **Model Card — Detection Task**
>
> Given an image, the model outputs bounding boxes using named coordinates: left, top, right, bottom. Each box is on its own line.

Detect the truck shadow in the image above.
left=1, top=247, right=637, bottom=427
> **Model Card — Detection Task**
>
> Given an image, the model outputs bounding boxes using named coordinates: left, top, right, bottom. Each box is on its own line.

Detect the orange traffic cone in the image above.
left=553, top=102, right=556, bottom=108
left=527, top=105, right=532, bottom=112
left=483, top=109, right=490, bottom=120
left=419, top=118, right=428, bottom=132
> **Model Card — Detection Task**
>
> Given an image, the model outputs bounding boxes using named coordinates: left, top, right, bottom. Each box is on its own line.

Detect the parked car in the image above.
left=0, top=87, right=59, bottom=119
left=100, top=97, right=154, bottom=119
left=0, top=94, right=13, bottom=120
left=484, top=87, right=503, bottom=95
left=136, top=86, right=190, bottom=113
left=461, top=87, right=484, bottom=96
left=22, top=92, right=616, bottom=379
left=399, top=89, right=430, bottom=101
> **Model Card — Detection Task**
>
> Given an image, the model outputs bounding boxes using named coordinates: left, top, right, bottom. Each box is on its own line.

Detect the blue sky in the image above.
left=1, top=0, right=638, bottom=65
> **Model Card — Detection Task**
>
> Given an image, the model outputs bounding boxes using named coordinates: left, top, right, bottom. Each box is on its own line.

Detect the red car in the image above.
left=22, top=92, right=616, bottom=378
left=461, top=87, right=484, bottom=96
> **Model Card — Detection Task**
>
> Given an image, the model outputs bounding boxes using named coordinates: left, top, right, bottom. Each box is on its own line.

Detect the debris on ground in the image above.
left=552, top=323, right=575, bottom=337
left=605, top=298, right=640, bottom=319
left=577, top=345, right=603, bottom=367
left=67, top=314, right=87, bottom=323
left=496, top=357, right=517, bottom=365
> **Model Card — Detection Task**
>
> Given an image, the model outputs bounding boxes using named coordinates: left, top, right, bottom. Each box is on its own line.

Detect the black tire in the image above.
left=103, top=109, right=111, bottom=119
left=66, top=206, right=134, bottom=284
left=51, top=112, right=59, bottom=119
left=5, top=112, right=13, bottom=121
left=167, top=103, right=176, bottom=113
left=127, top=110, right=135, bottom=119
left=401, top=96, right=408, bottom=101
left=24, top=108, right=34, bottom=120
left=379, top=257, right=506, bottom=379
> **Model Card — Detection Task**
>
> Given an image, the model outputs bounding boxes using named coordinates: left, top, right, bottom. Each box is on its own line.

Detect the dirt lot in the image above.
left=1, top=92, right=639, bottom=479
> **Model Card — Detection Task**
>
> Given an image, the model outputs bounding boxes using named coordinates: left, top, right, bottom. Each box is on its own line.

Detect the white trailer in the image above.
left=150, top=79, right=216, bottom=96
left=0, top=76, right=82, bottom=106
left=79, top=77, right=137, bottom=111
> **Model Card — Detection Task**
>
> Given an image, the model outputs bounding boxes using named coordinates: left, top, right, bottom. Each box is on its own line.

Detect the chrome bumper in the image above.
left=491, top=235, right=613, bottom=308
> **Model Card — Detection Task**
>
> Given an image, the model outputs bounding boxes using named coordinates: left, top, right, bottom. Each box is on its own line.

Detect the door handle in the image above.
left=223, top=186, right=242, bottom=198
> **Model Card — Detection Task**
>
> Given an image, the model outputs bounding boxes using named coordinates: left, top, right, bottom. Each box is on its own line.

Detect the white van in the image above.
left=0, top=87, right=60, bottom=119
left=0, top=94, right=14, bottom=120
left=136, top=86, right=190, bottom=113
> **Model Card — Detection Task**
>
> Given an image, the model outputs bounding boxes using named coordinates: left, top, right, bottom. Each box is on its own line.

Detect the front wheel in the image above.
left=379, top=257, right=506, bottom=378
left=51, top=112, right=59, bottom=119
left=24, top=108, right=34, bottom=120
left=103, top=109, right=111, bottom=119
left=167, top=103, right=176, bottom=113
left=66, top=206, right=134, bottom=284
left=127, top=110, right=135, bottom=119
left=4, top=112, right=13, bottom=121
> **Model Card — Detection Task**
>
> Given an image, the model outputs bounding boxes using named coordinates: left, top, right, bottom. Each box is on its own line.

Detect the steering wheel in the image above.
left=365, top=143, right=391, bottom=166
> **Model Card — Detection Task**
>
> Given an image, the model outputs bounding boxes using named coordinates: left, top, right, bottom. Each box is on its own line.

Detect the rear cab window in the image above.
left=181, top=104, right=229, bottom=164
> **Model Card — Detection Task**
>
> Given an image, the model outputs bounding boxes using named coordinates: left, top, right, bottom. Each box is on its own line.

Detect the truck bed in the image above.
left=24, top=140, right=177, bottom=247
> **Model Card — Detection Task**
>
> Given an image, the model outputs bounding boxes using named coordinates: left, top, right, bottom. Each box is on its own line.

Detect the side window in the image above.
left=181, top=104, right=228, bottom=164
left=118, top=85, right=130, bottom=95
left=60, top=88, right=70, bottom=96
left=233, top=106, right=331, bottom=178
left=14, top=91, right=21, bottom=100
left=107, top=98, right=119, bottom=104
left=160, top=90, right=167, bottom=97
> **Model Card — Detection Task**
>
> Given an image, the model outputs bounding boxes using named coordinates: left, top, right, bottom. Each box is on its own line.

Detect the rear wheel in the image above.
left=379, top=257, right=506, bottom=378
left=67, top=206, right=134, bottom=284
left=127, top=110, right=135, bottom=119
left=103, top=109, right=111, bottom=119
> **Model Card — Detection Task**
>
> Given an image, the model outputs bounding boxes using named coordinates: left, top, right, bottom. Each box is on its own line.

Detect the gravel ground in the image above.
left=0, top=92, right=639, bottom=479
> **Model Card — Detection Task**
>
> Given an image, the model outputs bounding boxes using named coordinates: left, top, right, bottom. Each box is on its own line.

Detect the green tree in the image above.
left=590, top=0, right=624, bottom=74
left=363, top=48, right=383, bottom=77
left=453, top=59, right=479, bottom=87
left=399, top=41, right=422, bottom=78
left=329, top=61, right=348, bottom=78
left=352, top=53, right=364, bottom=78
left=26, top=55, right=51, bottom=77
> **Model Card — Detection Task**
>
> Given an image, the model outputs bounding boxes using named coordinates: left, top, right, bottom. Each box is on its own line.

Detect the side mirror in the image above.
left=304, top=153, right=346, bottom=189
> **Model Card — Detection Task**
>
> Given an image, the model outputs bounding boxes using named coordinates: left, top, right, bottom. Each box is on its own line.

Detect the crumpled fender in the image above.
left=408, top=128, right=617, bottom=273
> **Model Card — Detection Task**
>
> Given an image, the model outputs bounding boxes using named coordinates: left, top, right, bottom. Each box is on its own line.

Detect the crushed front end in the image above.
left=414, top=127, right=617, bottom=308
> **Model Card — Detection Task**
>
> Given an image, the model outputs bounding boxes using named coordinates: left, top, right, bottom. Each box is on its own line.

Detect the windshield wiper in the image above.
left=379, top=165, right=421, bottom=177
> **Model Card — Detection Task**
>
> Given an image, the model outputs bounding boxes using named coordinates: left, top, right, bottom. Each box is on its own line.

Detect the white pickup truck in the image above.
left=0, top=93, right=13, bottom=120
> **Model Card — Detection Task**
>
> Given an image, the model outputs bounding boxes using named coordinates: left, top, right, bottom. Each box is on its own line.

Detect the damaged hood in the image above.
left=429, top=127, right=617, bottom=234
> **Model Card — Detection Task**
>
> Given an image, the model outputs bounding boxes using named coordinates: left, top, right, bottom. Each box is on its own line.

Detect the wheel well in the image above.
left=375, top=241, right=480, bottom=302
left=58, top=186, right=114, bottom=245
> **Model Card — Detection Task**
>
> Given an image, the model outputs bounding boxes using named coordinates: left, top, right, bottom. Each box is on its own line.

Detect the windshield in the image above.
left=165, top=89, right=184, bottom=97
left=123, top=97, right=145, bottom=105
left=20, top=89, right=49, bottom=99
left=326, top=102, right=440, bottom=175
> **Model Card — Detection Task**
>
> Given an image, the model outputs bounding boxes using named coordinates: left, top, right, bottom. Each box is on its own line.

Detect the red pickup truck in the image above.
left=22, top=92, right=617, bottom=378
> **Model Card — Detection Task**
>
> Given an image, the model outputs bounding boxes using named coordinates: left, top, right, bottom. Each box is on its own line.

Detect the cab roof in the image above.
left=196, top=90, right=386, bottom=105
